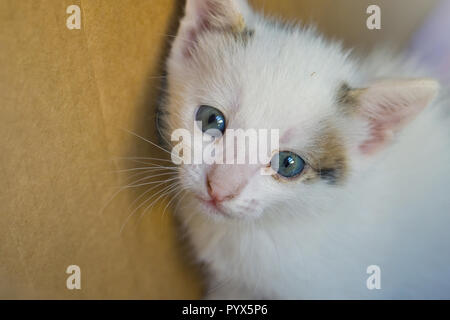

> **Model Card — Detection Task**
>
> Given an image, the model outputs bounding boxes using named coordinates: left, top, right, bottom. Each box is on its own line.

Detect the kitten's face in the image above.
left=162, top=0, right=438, bottom=220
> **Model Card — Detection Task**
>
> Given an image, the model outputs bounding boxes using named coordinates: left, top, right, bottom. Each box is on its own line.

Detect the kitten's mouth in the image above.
left=196, top=196, right=231, bottom=218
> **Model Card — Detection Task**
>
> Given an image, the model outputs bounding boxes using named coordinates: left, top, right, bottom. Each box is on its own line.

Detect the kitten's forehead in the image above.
left=189, top=24, right=355, bottom=131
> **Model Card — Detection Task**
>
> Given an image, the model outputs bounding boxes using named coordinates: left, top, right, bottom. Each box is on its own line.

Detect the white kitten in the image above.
left=160, top=0, right=450, bottom=299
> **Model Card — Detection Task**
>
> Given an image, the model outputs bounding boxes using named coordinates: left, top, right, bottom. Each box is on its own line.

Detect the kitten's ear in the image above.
left=348, top=78, right=439, bottom=155
left=173, top=0, right=250, bottom=58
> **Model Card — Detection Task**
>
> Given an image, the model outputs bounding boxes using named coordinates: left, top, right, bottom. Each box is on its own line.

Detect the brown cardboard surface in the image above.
left=0, top=0, right=437, bottom=299
left=0, top=0, right=201, bottom=299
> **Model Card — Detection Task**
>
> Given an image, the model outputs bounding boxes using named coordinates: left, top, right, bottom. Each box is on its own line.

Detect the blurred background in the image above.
left=0, top=0, right=447, bottom=299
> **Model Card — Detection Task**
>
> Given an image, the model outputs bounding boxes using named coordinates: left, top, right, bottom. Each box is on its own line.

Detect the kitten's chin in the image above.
left=195, top=195, right=264, bottom=221
left=196, top=196, right=234, bottom=219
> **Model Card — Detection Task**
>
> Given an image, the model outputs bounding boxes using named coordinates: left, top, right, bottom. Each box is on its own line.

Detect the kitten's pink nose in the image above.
left=207, top=174, right=237, bottom=203
left=206, top=165, right=256, bottom=203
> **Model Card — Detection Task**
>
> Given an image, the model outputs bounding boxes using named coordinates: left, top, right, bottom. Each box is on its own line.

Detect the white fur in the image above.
left=162, top=0, right=450, bottom=299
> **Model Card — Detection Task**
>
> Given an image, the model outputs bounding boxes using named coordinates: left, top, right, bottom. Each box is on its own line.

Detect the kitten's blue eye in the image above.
left=196, top=105, right=226, bottom=135
left=271, top=151, right=305, bottom=178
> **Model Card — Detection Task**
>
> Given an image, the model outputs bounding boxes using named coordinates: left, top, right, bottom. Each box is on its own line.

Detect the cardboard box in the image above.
left=0, top=0, right=437, bottom=299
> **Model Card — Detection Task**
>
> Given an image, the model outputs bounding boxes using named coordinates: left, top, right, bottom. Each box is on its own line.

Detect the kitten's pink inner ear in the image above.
left=355, top=78, right=439, bottom=155
left=176, top=0, right=245, bottom=57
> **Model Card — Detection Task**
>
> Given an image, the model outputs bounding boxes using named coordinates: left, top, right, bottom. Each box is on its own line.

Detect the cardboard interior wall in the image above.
left=0, top=0, right=437, bottom=299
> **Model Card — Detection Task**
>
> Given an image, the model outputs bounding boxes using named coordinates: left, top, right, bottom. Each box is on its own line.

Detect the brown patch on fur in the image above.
left=272, top=125, right=348, bottom=185
left=298, top=167, right=319, bottom=184
left=231, top=27, right=254, bottom=45
left=232, top=14, right=246, bottom=33
left=306, top=125, right=349, bottom=185
left=229, top=13, right=254, bottom=44
left=336, top=82, right=363, bottom=115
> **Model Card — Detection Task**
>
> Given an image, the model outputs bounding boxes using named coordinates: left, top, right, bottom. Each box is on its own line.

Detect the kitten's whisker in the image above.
left=138, top=183, right=181, bottom=222
left=114, top=167, right=178, bottom=179
left=120, top=170, right=178, bottom=178
left=114, top=156, right=176, bottom=163
left=162, top=189, right=186, bottom=218
left=99, top=173, right=163, bottom=214
left=121, top=171, right=178, bottom=188
left=134, top=182, right=179, bottom=214
left=127, top=178, right=178, bottom=214
left=121, top=128, right=183, bottom=162
left=173, top=190, right=189, bottom=213
left=119, top=182, right=180, bottom=234
left=125, top=167, right=160, bottom=180
left=126, top=176, right=179, bottom=189
left=120, top=159, right=178, bottom=168
left=119, top=181, right=168, bottom=234
left=131, top=182, right=180, bottom=228
left=116, top=166, right=179, bottom=173
left=124, top=174, right=177, bottom=189
left=156, top=33, right=196, bottom=45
